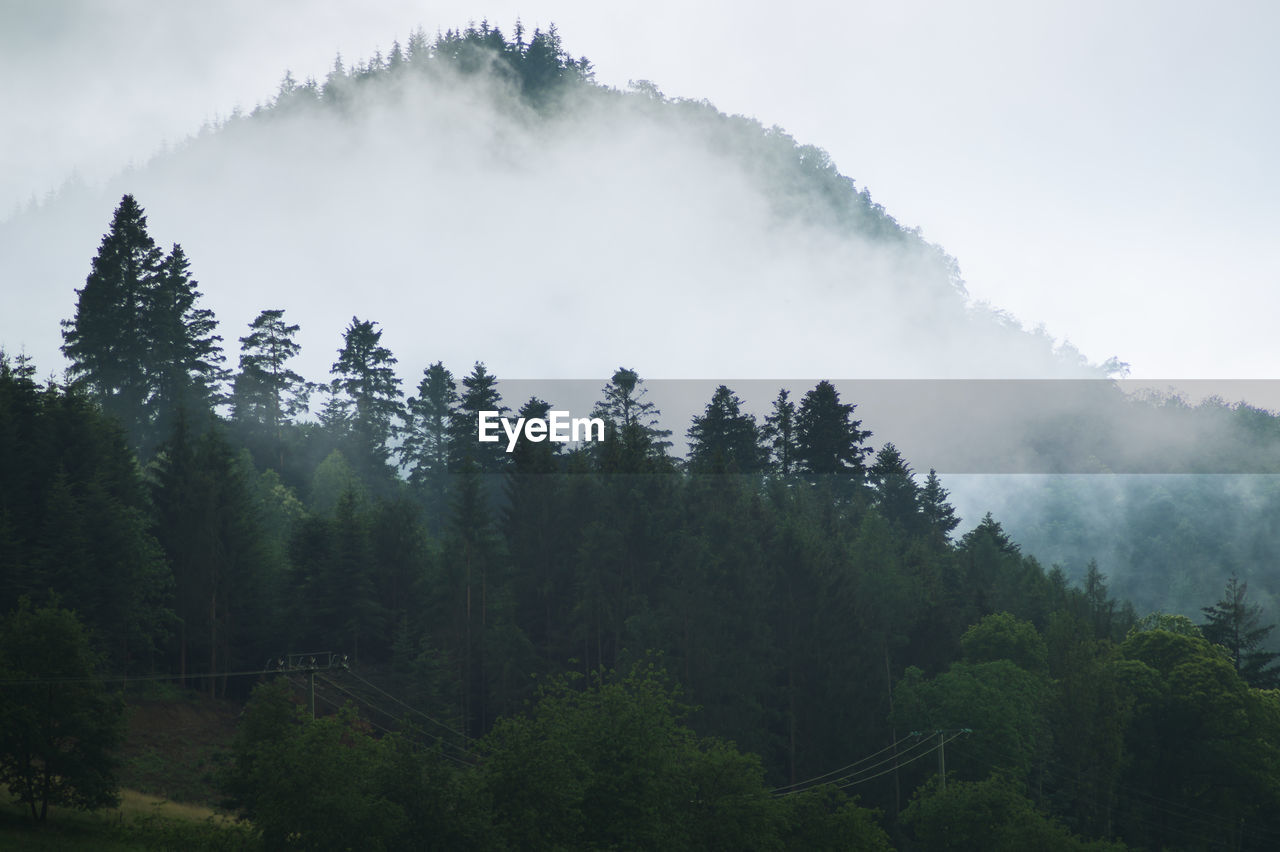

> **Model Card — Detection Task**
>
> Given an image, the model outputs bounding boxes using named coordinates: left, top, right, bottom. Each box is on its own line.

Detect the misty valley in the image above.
left=4, top=20, right=1280, bottom=852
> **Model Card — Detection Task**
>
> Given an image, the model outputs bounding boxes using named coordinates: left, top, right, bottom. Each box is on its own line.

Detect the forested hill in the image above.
left=6, top=22, right=1280, bottom=851
left=1, top=22, right=1103, bottom=384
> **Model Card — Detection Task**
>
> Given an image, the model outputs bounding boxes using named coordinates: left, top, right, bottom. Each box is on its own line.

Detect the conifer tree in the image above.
left=795, top=380, right=871, bottom=478
left=328, top=317, right=403, bottom=470
left=762, top=388, right=798, bottom=475
left=686, top=385, right=765, bottom=473
left=402, top=362, right=458, bottom=500
left=61, top=194, right=163, bottom=448
left=146, top=243, right=227, bottom=442
left=448, top=362, right=507, bottom=474
left=233, top=309, right=311, bottom=432
left=868, top=442, right=920, bottom=531
left=591, top=367, right=671, bottom=473
left=151, top=417, right=272, bottom=692
left=919, top=468, right=960, bottom=543
left=1202, top=575, right=1280, bottom=688
left=508, top=397, right=560, bottom=474
left=62, top=197, right=225, bottom=454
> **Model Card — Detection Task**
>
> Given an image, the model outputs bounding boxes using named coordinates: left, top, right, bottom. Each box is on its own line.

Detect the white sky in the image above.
left=3, top=0, right=1279, bottom=379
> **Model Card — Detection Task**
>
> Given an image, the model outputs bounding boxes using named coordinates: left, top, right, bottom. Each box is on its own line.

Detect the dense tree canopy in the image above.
left=7, top=28, right=1280, bottom=846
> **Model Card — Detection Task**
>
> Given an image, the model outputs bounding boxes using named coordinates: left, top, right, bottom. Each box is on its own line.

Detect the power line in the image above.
left=0, top=665, right=279, bottom=687
left=774, top=730, right=968, bottom=797
left=317, top=673, right=476, bottom=762
left=344, top=668, right=473, bottom=743
left=771, top=734, right=917, bottom=794
left=282, top=674, right=476, bottom=771
left=834, top=731, right=967, bottom=791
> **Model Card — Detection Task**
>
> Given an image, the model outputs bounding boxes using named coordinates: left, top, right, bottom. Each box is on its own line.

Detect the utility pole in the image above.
left=268, top=652, right=349, bottom=720
left=938, top=730, right=946, bottom=791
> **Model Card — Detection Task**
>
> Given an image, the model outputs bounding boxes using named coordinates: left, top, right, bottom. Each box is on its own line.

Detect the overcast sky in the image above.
left=3, top=0, right=1278, bottom=380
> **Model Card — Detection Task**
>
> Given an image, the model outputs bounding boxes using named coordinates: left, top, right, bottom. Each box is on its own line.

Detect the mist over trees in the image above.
left=5, top=22, right=1280, bottom=850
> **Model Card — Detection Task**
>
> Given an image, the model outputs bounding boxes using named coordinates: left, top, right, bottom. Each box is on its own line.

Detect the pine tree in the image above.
left=233, top=310, right=310, bottom=429
left=146, top=243, right=227, bottom=445
left=402, top=362, right=458, bottom=502
left=61, top=195, right=163, bottom=448
left=329, top=317, right=403, bottom=471
left=591, top=367, right=671, bottom=473
left=1202, top=575, right=1280, bottom=688
left=919, top=468, right=960, bottom=543
left=151, top=417, right=272, bottom=693
left=62, top=197, right=225, bottom=455
left=686, top=385, right=765, bottom=474
left=509, top=397, right=560, bottom=474
left=762, top=389, right=798, bottom=475
left=232, top=309, right=311, bottom=470
left=795, top=380, right=871, bottom=478
left=448, top=362, right=507, bottom=475
left=868, top=443, right=920, bottom=531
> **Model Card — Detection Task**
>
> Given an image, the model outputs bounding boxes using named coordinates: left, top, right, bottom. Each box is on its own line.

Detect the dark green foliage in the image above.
left=61, top=197, right=225, bottom=456
left=686, top=385, right=767, bottom=473
left=0, top=600, right=125, bottom=823
left=1117, top=629, right=1280, bottom=849
left=777, top=785, right=895, bottom=851
left=962, top=611, right=1048, bottom=673
left=447, top=362, right=506, bottom=475
left=869, top=442, right=921, bottom=532
left=221, top=681, right=435, bottom=851
left=919, top=467, right=960, bottom=542
left=326, top=317, right=403, bottom=473
left=475, top=661, right=839, bottom=851
left=145, top=243, right=227, bottom=443
left=401, top=361, right=456, bottom=521
left=231, top=309, right=311, bottom=453
left=150, top=418, right=276, bottom=692
left=591, top=367, right=673, bottom=473
left=286, top=489, right=385, bottom=663
left=762, top=388, right=798, bottom=475
left=60, top=195, right=163, bottom=450
left=795, top=380, right=872, bottom=479
left=902, top=776, right=1124, bottom=851
left=0, top=356, right=170, bottom=668
left=1201, top=574, right=1280, bottom=688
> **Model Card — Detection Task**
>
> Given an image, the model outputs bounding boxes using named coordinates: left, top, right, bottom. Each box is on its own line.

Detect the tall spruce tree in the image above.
left=151, top=417, right=272, bottom=693
left=402, top=362, right=459, bottom=516
left=686, top=385, right=765, bottom=474
left=448, top=362, right=507, bottom=474
left=232, top=309, right=311, bottom=436
left=919, top=468, right=960, bottom=543
left=591, top=367, right=671, bottom=473
left=328, top=317, right=403, bottom=471
left=1202, top=575, right=1280, bottom=688
left=762, top=388, right=798, bottom=475
left=795, top=380, right=871, bottom=478
left=62, top=196, right=225, bottom=454
left=868, top=443, right=920, bottom=531
left=146, top=243, right=227, bottom=444
left=61, top=195, right=163, bottom=448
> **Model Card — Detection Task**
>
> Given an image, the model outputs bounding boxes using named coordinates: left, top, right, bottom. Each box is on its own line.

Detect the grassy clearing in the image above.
left=0, top=691, right=257, bottom=849
left=0, top=789, right=257, bottom=851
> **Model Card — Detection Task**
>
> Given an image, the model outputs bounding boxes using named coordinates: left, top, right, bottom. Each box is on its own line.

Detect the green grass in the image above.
left=0, top=792, right=258, bottom=851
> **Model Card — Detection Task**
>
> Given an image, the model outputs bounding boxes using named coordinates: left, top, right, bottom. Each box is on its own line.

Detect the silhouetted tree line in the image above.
left=5, top=189, right=1280, bottom=847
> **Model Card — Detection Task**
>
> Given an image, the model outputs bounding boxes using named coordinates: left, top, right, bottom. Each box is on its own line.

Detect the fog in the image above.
left=0, top=55, right=1100, bottom=390
left=5, top=37, right=1279, bottom=627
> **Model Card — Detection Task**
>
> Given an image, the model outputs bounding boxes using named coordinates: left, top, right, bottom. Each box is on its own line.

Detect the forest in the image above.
left=4, top=22, right=1280, bottom=852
